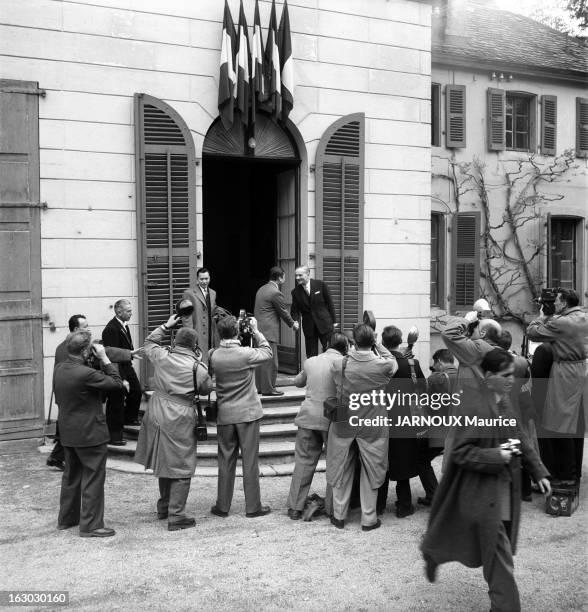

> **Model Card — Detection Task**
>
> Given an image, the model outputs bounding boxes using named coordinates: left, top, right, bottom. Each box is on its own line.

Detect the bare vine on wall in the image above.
left=433, top=149, right=579, bottom=330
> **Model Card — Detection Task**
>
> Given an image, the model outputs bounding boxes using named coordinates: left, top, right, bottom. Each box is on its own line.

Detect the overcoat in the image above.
left=254, top=281, right=295, bottom=343
left=420, top=383, right=549, bottom=573
left=53, top=357, right=123, bottom=447
left=182, top=286, right=218, bottom=359
left=526, top=307, right=588, bottom=434
left=441, top=317, right=497, bottom=470
left=326, top=348, right=397, bottom=489
left=134, top=326, right=213, bottom=478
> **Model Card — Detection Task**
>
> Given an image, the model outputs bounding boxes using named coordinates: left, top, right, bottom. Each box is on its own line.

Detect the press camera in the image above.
left=536, top=288, right=558, bottom=317
left=500, top=438, right=522, bottom=456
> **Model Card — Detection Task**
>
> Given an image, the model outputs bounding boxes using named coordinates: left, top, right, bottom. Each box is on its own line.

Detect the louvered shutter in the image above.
left=541, top=95, right=557, bottom=156
left=576, top=97, right=588, bottom=158
left=487, top=88, right=506, bottom=151
left=135, top=94, right=197, bottom=359
left=451, top=212, right=480, bottom=311
left=315, top=114, right=364, bottom=334
left=445, top=85, right=466, bottom=148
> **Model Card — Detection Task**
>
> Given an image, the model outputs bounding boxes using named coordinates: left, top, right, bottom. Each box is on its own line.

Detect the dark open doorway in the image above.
left=202, top=155, right=300, bottom=373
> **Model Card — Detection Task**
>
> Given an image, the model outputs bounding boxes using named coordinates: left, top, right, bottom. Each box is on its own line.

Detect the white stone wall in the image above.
left=431, top=64, right=588, bottom=352
left=0, top=0, right=432, bottom=406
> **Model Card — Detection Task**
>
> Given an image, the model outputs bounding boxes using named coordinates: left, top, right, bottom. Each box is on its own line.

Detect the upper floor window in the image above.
left=506, top=94, right=530, bottom=151
left=487, top=89, right=542, bottom=153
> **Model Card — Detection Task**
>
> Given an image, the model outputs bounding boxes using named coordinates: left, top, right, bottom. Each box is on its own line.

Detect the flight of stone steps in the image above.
left=106, top=383, right=325, bottom=477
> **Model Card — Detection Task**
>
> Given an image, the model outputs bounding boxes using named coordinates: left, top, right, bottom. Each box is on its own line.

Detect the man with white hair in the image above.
left=102, top=299, right=142, bottom=445
left=291, top=265, right=336, bottom=358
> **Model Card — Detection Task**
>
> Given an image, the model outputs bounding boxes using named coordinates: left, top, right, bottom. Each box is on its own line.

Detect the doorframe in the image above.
left=200, top=117, right=309, bottom=370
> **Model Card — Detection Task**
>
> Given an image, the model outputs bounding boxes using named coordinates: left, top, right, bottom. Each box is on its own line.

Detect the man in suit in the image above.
left=102, top=299, right=142, bottom=445
left=182, top=267, right=218, bottom=362
left=209, top=315, right=273, bottom=518
left=290, top=265, right=336, bottom=358
left=54, top=329, right=123, bottom=537
left=254, top=266, right=299, bottom=396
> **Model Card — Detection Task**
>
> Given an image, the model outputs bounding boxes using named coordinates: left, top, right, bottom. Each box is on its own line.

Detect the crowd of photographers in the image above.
left=50, top=278, right=586, bottom=610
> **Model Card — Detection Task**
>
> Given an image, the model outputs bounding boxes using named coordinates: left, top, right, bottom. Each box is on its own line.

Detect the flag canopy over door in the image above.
left=134, top=94, right=197, bottom=383
left=315, top=113, right=365, bottom=334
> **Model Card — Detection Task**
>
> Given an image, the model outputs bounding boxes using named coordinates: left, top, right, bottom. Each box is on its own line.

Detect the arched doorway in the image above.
left=202, top=113, right=301, bottom=373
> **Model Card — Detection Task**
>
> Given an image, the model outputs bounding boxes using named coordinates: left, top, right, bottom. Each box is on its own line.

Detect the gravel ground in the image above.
left=0, top=450, right=586, bottom=612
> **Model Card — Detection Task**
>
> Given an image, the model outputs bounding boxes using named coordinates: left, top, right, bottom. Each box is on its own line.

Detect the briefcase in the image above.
left=545, top=484, right=579, bottom=517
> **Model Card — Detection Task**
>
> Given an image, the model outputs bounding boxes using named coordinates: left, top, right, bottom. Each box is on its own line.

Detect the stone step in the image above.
left=107, top=458, right=326, bottom=477
left=37, top=443, right=324, bottom=477
left=108, top=438, right=308, bottom=467
left=124, top=421, right=298, bottom=442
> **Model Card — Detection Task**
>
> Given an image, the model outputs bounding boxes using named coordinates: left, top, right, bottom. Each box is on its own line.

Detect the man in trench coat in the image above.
left=135, top=314, right=213, bottom=531
left=421, top=349, right=550, bottom=612
left=526, top=288, right=588, bottom=484
left=182, top=267, right=219, bottom=363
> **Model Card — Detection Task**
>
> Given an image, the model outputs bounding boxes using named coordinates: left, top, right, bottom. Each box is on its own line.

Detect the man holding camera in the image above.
left=134, top=313, right=213, bottom=531
left=53, top=330, right=123, bottom=537
left=48, top=314, right=138, bottom=470
left=441, top=303, right=502, bottom=469
left=254, top=266, right=299, bottom=396
left=209, top=315, right=273, bottom=518
left=526, top=288, right=588, bottom=486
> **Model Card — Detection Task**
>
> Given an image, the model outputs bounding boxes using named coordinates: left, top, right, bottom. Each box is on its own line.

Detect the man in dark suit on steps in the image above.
left=254, top=267, right=299, bottom=396
left=102, top=299, right=142, bottom=445
left=291, top=265, right=336, bottom=358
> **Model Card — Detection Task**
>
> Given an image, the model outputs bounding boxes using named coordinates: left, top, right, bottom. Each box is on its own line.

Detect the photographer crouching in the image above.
left=134, top=312, right=213, bottom=531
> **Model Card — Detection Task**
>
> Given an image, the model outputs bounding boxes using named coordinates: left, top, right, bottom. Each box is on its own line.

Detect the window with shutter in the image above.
left=315, top=114, right=364, bottom=333
left=549, top=217, right=581, bottom=290
left=576, top=97, right=588, bottom=158
left=487, top=88, right=505, bottom=151
left=451, top=212, right=480, bottom=311
left=445, top=85, right=466, bottom=148
left=430, top=213, right=445, bottom=307
left=431, top=83, right=441, bottom=147
left=541, top=95, right=557, bottom=156
left=134, top=94, right=197, bottom=358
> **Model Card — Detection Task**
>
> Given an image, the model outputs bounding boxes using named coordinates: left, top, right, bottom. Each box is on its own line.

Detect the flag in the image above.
left=218, top=0, right=237, bottom=130
left=251, top=0, right=264, bottom=124
left=263, top=0, right=281, bottom=120
left=235, top=0, right=250, bottom=127
left=278, top=0, right=293, bottom=122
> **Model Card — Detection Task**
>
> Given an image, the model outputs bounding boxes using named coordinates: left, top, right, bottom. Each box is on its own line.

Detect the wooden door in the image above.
left=0, top=80, right=44, bottom=441
left=276, top=169, right=299, bottom=374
